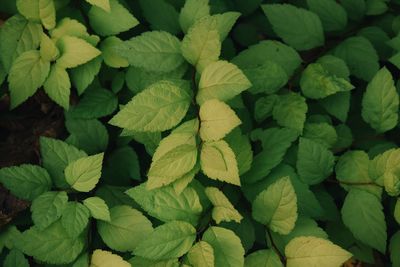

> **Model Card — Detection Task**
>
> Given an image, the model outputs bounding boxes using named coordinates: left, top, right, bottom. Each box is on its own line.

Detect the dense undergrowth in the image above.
left=0, top=0, right=400, bottom=266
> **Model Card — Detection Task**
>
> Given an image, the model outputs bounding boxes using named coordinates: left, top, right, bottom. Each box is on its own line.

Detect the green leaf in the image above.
left=199, top=99, right=241, bottom=141
left=43, top=64, right=71, bottom=109
left=100, top=36, right=128, bottom=68
left=245, top=250, right=283, bottom=267
left=61, top=202, right=90, bottom=238
left=316, top=55, right=350, bottom=79
left=369, top=148, right=400, bottom=185
left=300, top=63, right=354, bottom=99
left=128, top=257, right=179, bottom=267
left=17, top=221, right=85, bottom=264
left=181, top=16, right=221, bottom=72
left=40, top=136, right=87, bottom=188
left=187, top=241, right=214, bottom=267
left=117, top=31, right=184, bottom=72
left=126, top=183, right=203, bottom=225
left=69, top=88, right=118, bottom=119
left=342, top=0, right=366, bottom=21
left=303, top=122, right=337, bottom=148
left=83, top=196, right=111, bottom=221
left=336, top=151, right=381, bottom=197
left=272, top=93, right=307, bottom=132
left=98, top=205, right=153, bottom=252
left=296, top=138, right=335, bottom=185
left=243, top=127, right=298, bottom=184
left=202, top=226, right=244, bottom=267
left=0, top=164, right=51, bottom=201
left=252, top=176, right=297, bottom=234
left=232, top=40, right=302, bottom=77
left=362, top=67, right=399, bottom=133
left=307, top=0, right=347, bottom=31
left=8, top=50, right=50, bottom=108
left=225, top=129, right=253, bottom=175
left=0, top=15, right=42, bottom=72
left=333, top=36, right=379, bottom=81
left=134, top=220, right=196, bottom=260
left=341, top=189, right=387, bottom=253
left=88, top=0, right=139, bottom=36
left=65, top=118, right=109, bottom=154
left=390, top=231, right=400, bottom=267
left=285, top=236, right=352, bottom=267
left=179, top=0, right=210, bottom=33
left=109, top=81, right=191, bottom=132
left=40, top=33, right=59, bottom=61
left=39, top=0, right=56, bottom=30
left=70, top=56, right=102, bottom=95
left=205, top=187, right=242, bottom=224
left=139, top=0, right=180, bottom=35
left=197, top=60, right=251, bottom=105
left=90, top=250, right=131, bottom=267
left=57, top=36, right=101, bottom=69
left=211, top=12, right=241, bottom=41
left=200, top=140, right=240, bottom=186
left=65, top=153, right=104, bottom=192
left=262, top=4, right=324, bottom=51
left=86, top=0, right=110, bottom=12
left=319, top=92, right=350, bottom=122
left=31, top=191, right=68, bottom=229
left=4, top=249, right=29, bottom=267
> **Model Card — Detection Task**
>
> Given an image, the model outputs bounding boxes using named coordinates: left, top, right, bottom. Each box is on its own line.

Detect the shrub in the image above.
left=0, top=0, right=399, bottom=266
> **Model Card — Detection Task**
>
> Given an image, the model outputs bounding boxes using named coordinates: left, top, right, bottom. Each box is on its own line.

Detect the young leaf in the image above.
left=61, top=202, right=90, bottom=238
left=199, top=99, right=241, bottom=141
left=187, top=241, right=214, bottom=267
left=65, top=153, right=104, bottom=192
left=245, top=250, right=283, bottom=267
left=0, top=164, right=51, bottom=201
left=39, top=0, right=56, bottom=30
left=40, top=136, right=87, bottom=188
left=16, top=0, right=40, bottom=21
left=179, top=0, right=210, bottom=33
left=197, top=60, right=251, bottom=105
left=205, top=187, right=242, bottom=224
left=97, top=205, right=153, bottom=252
left=117, top=31, right=184, bottom=72
left=126, top=183, right=203, bottom=225
left=225, top=129, right=253, bottom=175
left=57, top=36, right=101, bottom=68
left=43, top=64, right=71, bottom=109
left=31, top=191, right=68, bottom=230
left=8, top=50, right=50, bottom=108
left=200, top=140, right=240, bottom=186
left=202, top=226, right=245, bottom=267
left=272, top=93, right=307, bottom=132
left=362, top=67, right=399, bottom=133
left=88, top=0, right=139, bottom=36
left=86, top=0, right=110, bottom=12
left=83, top=196, right=111, bottom=221
left=252, top=176, right=298, bottom=234
left=148, top=144, right=197, bottom=183
left=90, top=250, right=130, bottom=267
left=17, top=221, right=85, bottom=264
left=109, top=81, right=191, bottom=132
left=39, top=33, right=59, bottom=61
left=296, top=138, right=335, bottom=185
left=262, top=4, right=324, bottom=50
left=285, top=236, right=352, bottom=267
left=181, top=16, right=221, bottom=72
left=134, top=220, right=196, bottom=260
left=341, top=189, right=387, bottom=253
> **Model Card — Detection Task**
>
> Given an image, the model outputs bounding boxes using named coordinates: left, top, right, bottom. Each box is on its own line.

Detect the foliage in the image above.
left=0, top=0, right=400, bottom=266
